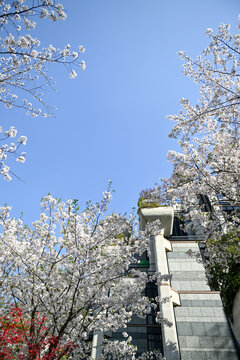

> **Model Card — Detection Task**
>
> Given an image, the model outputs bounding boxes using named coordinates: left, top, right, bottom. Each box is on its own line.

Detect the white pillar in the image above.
left=154, top=234, right=180, bottom=360
left=91, top=330, right=103, bottom=360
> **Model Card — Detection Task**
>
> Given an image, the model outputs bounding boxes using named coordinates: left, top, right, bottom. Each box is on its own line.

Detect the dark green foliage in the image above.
left=206, top=231, right=240, bottom=317
left=137, top=197, right=162, bottom=211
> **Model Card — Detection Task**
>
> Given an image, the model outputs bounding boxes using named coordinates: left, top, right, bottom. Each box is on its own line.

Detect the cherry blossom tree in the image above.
left=149, top=18, right=240, bottom=236
left=150, top=18, right=240, bottom=314
left=0, top=185, right=168, bottom=359
left=168, top=21, right=240, bottom=140
left=0, top=0, right=86, bottom=180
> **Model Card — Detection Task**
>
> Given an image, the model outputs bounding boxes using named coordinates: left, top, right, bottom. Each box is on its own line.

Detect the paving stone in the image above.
left=181, top=351, right=206, bottom=360
left=204, top=300, right=222, bottom=307
left=191, top=281, right=210, bottom=291
left=175, top=307, right=189, bottom=316
left=218, top=324, right=231, bottom=337
left=180, top=300, right=193, bottom=307
left=181, top=350, right=238, bottom=360
left=191, top=322, right=207, bottom=336
left=188, top=307, right=202, bottom=316
left=184, top=335, right=200, bottom=348
left=204, top=323, right=220, bottom=336
left=212, top=316, right=227, bottom=322
left=199, top=336, right=215, bottom=348
left=213, top=307, right=225, bottom=316
left=171, top=271, right=206, bottom=280
left=205, top=352, right=221, bottom=360
left=168, top=252, right=190, bottom=259
left=177, top=322, right=192, bottom=335
left=178, top=335, right=187, bottom=347
left=217, top=351, right=240, bottom=360
left=178, top=280, right=193, bottom=290
left=200, top=307, right=215, bottom=316
left=213, top=337, right=234, bottom=349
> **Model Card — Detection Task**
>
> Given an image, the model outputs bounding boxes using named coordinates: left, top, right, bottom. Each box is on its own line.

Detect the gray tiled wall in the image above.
left=168, top=242, right=238, bottom=360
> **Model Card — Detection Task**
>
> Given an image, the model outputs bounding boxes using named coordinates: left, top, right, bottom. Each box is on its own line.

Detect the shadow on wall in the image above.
left=164, top=340, right=179, bottom=360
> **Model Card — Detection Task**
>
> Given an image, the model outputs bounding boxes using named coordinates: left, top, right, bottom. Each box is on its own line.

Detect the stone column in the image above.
left=154, top=233, right=180, bottom=360
left=91, top=330, right=103, bottom=360
left=139, top=207, right=180, bottom=360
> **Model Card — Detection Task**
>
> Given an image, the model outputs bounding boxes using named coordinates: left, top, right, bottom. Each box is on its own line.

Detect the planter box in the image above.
left=139, top=206, right=174, bottom=238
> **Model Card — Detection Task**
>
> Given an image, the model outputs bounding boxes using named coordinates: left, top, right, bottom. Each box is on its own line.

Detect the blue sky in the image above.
left=1, top=0, right=239, bottom=223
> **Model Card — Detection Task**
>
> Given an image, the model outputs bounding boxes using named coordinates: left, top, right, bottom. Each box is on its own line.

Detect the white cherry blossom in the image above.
left=151, top=18, right=240, bottom=311
left=0, top=0, right=86, bottom=180
left=0, top=186, right=168, bottom=358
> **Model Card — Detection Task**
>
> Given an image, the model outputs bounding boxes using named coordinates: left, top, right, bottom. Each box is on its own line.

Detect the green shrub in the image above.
left=206, top=231, right=240, bottom=317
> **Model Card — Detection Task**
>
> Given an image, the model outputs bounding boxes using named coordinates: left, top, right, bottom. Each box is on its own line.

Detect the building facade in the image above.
left=91, top=205, right=239, bottom=359
left=138, top=206, right=239, bottom=360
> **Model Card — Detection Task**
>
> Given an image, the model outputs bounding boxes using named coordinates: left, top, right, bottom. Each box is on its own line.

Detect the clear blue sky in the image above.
left=1, top=0, right=239, bottom=223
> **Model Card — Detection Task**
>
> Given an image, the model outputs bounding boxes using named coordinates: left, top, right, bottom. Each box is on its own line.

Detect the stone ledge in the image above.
left=139, top=206, right=174, bottom=237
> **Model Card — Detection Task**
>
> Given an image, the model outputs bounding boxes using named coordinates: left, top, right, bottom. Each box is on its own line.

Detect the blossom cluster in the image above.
left=0, top=1, right=86, bottom=180
left=146, top=19, right=240, bottom=235
left=0, top=125, right=27, bottom=180
left=0, top=187, right=167, bottom=358
left=151, top=18, right=240, bottom=309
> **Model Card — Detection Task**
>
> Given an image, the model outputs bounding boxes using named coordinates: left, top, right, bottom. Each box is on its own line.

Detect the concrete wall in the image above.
left=169, top=241, right=238, bottom=360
